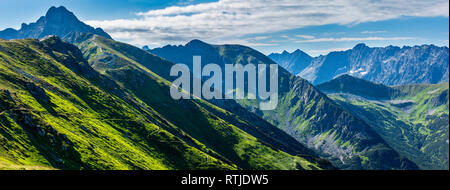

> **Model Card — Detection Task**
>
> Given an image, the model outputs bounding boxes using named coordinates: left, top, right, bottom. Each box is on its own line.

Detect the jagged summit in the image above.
left=45, top=6, right=74, bottom=18
left=269, top=43, right=449, bottom=85
left=0, top=6, right=112, bottom=40
left=268, top=49, right=313, bottom=75
left=293, top=49, right=310, bottom=56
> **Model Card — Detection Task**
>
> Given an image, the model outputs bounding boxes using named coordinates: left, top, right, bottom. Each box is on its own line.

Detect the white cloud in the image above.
left=85, top=0, right=449, bottom=47
left=295, top=36, right=415, bottom=43
left=296, top=35, right=315, bottom=39
left=216, top=37, right=278, bottom=47
left=247, top=36, right=271, bottom=41
left=361, top=30, right=387, bottom=34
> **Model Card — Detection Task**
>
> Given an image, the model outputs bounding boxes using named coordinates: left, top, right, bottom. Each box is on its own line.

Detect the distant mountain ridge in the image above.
left=0, top=6, right=111, bottom=40
left=269, top=43, right=449, bottom=85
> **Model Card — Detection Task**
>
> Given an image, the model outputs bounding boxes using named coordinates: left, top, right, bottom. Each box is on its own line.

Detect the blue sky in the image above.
left=0, top=0, right=217, bottom=28
left=0, top=0, right=448, bottom=56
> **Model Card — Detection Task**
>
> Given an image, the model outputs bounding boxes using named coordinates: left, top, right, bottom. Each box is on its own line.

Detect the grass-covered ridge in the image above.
left=0, top=37, right=331, bottom=170
left=0, top=38, right=234, bottom=170
left=63, top=32, right=333, bottom=170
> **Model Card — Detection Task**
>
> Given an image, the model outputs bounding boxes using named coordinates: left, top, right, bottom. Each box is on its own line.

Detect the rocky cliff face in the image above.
left=0, top=6, right=111, bottom=40
left=269, top=44, right=449, bottom=85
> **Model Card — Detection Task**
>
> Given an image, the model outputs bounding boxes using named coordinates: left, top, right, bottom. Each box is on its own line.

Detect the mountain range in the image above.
left=148, top=40, right=418, bottom=169
left=1, top=6, right=447, bottom=170
left=0, top=6, right=331, bottom=170
left=269, top=44, right=449, bottom=85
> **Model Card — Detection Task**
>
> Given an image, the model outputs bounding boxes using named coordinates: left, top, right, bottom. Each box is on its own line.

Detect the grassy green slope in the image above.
left=318, top=76, right=449, bottom=169
left=0, top=37, right=236, bottom=170
left=62, top=33, right=330, bottom=170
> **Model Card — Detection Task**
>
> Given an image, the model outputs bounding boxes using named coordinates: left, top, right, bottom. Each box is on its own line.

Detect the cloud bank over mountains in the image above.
left=85, top=0, right=449, bottom=48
